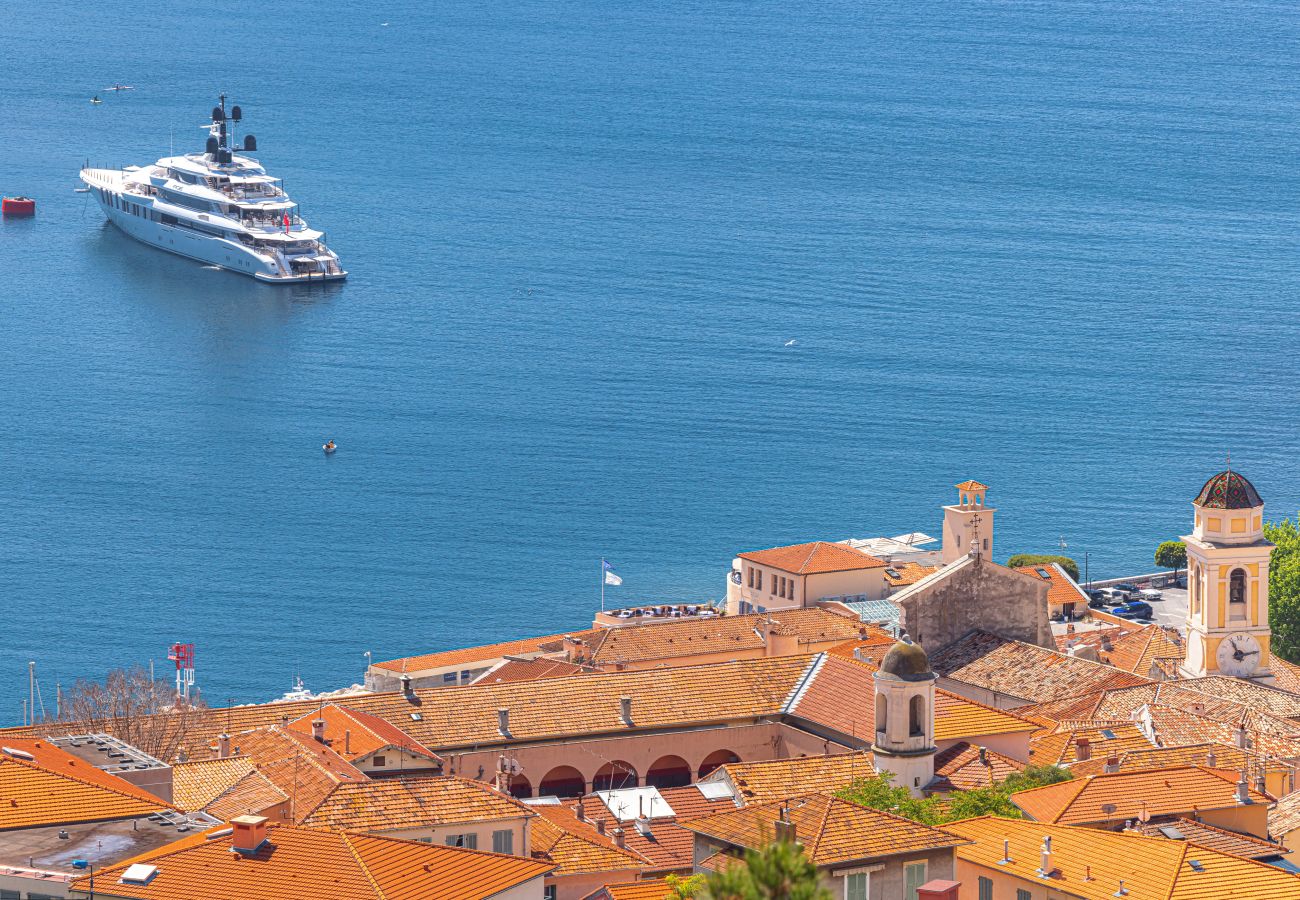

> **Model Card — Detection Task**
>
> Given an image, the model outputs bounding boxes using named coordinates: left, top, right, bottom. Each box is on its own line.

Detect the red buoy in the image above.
left=2, top=196, right=36, bottom=216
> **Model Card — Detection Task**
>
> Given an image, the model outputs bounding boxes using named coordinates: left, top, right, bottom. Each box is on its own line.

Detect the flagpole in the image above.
left=600, top=558, right=606, bottom=612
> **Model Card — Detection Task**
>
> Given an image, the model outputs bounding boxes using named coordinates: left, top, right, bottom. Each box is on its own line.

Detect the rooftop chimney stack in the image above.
left=1254, top=773, right=1267, bottom=795
left=978, top=746, right=988, bottom=766
left=612, top=826, right=625, bottom=848
left=620, top=696, right=633, bottom=726
left=1235, top=724, right=1248, bottom=749
left=997, top=838, right=1012, bottom=864
left=595, top=818, right=607, bottom=835
left=576, top=797, right=586, bottom=821
left=1038, top=835, right=1053, bottom=877
left=497, top=708, right=511, bottom=737
left=311, top=719, right=326, bottom=742
left=400, top=673, right=412, bottom=695
left=1104, top=755, right=1119, bottom=774
left=217, top=733, right=231, bottom=759
left=230, top=815, right=269, bottom=854
left=344, top=729, right=352, bottom=756
left=1235, top=777, right=1250, bottom=804
left=1076, top=737, right=1091, bottom=761
left=774, top=805, right=797, bottom=844
left=1205, top=749, right=1217, bottom=767
left=1100, top=633, right=1113, bottom=652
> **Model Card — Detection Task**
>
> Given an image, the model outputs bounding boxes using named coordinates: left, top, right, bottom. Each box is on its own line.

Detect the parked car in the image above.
left=1138, top=588, right=1163, bottom=601
left=1112, top=600, right=1153, bottom=620
left=1100, top=587, right=1131, bottom=605
left=1113, top=583, right=1141, bottom=596
left=1085, top=589, right=1108, bottom=609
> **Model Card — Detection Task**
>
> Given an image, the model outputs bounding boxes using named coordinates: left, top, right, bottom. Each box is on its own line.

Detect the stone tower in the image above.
left=1181, top=468, right=1274, bottom=681
left=873, top=635, right=937, bottom=797
left=942, top=480, right=994, bottom=565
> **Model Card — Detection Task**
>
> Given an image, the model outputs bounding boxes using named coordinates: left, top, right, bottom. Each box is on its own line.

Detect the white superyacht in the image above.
left=81, top=96, right=346, bottom=283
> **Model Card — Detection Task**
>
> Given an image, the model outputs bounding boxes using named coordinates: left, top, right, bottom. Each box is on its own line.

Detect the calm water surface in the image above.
left=2, top=1, right=1299, bottom=718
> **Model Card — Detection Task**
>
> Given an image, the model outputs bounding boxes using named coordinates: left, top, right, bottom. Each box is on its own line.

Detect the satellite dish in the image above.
left=211, top=106, right=224, bottom=121
left=231, top=105, right=242, bottom=122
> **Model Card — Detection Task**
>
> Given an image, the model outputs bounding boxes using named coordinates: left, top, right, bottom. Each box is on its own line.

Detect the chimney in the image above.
left=400, top=673, right=412, bottom=695
left=1235, top=777, right=1250, bottom=804
left=635, top=816, right=653, bottom=837
left=997, top=838, right=1012, bottom=864
left=595, top=818, right=607, bottom=835
left=576, top=796, right=586, bottom=822
left=620, top=696, right=633, bottom=726
left=310, top=719, right=326, bottom=742
left=217, top=733, right=231, bottom=759
left=774, top=804, right=797, bottom=844
left=230, top=815, right=269, bottom=854
left=1100, top=633, right=1113, bottom=652
left=1038, top=835, right=1053, bottom=877
left=1205, top=749, right=1216, bottom=767
left=1254, top=773, right=1267, bottom=795
left=978, top=746, right=988, bottom=766
left=1076, top=737, right=1092, bottom=761
left=612, top=826, right=625, bottom=849
left=915, top=882, right=961, bottom=900
left=497, top=707, right=511, bottom=737
left=1104, top=755, right=1119, bottom=774
left=1235, top=724, right=1248, bottom=749
left=1116, top=879, right=1128, bottom=896
left=343, top=729, right=352, bottom=756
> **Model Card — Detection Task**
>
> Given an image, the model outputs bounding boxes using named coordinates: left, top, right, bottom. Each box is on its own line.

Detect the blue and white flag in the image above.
left=603, top=560, right=623, bottom=586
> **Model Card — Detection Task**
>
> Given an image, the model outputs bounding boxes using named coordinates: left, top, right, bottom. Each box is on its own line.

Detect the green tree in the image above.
left=1006, top=554, right=1080, bottom=582
left=1265, top=518, right=1300, bottom=664
left=1154, top=541, right=1187, bottom=581
left=700, top=837, right=832, bottom=900
left=666, top=873, right=706, bottom=899
left=835, top=767, right=1072, bottom=826
left=835, top=772, right=941, bottom=825
left=1001, top=765, right=1072, bottom=793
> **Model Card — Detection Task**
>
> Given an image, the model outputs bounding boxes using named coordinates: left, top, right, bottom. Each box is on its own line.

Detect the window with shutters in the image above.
left=904, top=861, right=927, bottom=900
left=492, top=829, right=513, bottom=854
left=978, top=876, right=993, bottom=900
left=843, top=872, right=868, bottom=900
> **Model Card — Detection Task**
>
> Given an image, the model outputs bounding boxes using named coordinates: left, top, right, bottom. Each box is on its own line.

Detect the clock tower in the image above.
left=1181, top=467, right=1274, bottom=682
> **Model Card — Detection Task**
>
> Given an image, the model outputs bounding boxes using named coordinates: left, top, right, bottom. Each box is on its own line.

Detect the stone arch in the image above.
left=1230, top=567, right=1248, bottom=619
left=1191, top=563, right=1202, bottom=615
left=697, top=750, right=741, bottom=779
left=909, top=695, right=924, bottom=736
left=875, top=690, right=888, bottom=734
left=645, top=754, right=692, bottom=790
left=592, top=760, right=638, bottom=791
left=538, top=765, right=586, bottom=798
left=506, top=774, right=532, bottom=798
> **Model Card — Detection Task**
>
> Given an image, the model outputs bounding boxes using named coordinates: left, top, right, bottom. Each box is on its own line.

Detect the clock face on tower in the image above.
left=1216, top=633, right=1261, bottom=677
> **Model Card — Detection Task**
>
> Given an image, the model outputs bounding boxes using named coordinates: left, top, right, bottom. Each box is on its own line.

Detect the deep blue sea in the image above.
left=3, top=0, right=1300, bottom=720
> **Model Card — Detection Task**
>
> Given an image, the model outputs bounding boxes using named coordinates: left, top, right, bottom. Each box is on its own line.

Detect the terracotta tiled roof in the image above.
left=1029, top=723, right=1154, bottom=767
left=1016, top=564, right=1090, bottom=610
left=1016, top=692, right=1108, bottom=725
left=954, top=480, right=988, bottom=492
left=697, top=849, right=745, bottom=872
left=0, top=742, right=172, bottom=829
left=1177, top=676, right=1300, bottom=719
left=286, top=704, right=442, bottom=764
left=706, top=752, right=877, bottom=806
left=883, top=563, right=940, bottom=587
left=301, top=776, right=532, bottom=832
left=372, top=632, right=571, bottom=674
left=1011, top=766, right=1269, bottom=825
left=530, top=805, right=650, bottom=875
left=582, top=880, right=675, bottom=900
left=1135, top=703, right=1300, bottom=761
left=579, top=608, right=866, bottom=667
left=471, top=657, right=592, bottom=685
left=171, top=757, right=257, bottom=811
left=73, top=823, right=555, bottom=900
left=1069, top=743, right=1280, bottom=781
left=645, top=785, right=740, bottom=822
left=737, top=541, right=887, bottom=575
left=1128, top=817, right=1283, bottom=860
left=947, top=816, right=1300, bottom=900
left=1267, top=655, right=1300, bottom=695
left=1100, top=626, right=1186, bottom=676
left=1271, top=789, right=1300, bottom=840
left=929, top=742, right=1024, bottom=792
left=232, top=726, right=367, bottom=823
left=931, top=632, right=1152, bottom=705
left=681, top=793, right=965, bottom=866
left=205, top=769, right=289, bottom=821
left=931, top=686, right=1042, bottom=742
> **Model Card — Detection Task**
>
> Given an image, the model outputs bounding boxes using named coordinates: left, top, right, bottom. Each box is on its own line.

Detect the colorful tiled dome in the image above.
left=1194, top=470, right=1262, bottom=510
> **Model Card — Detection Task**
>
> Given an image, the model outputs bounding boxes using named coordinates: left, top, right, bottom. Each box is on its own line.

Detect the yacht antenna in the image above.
left=218, top=94, right=228, bottom=149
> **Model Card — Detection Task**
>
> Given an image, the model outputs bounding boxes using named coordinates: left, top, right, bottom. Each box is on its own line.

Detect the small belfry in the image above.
left=872, top=633, right=937, bottom=797
left=941, top=480, right=994, bottom=565
left=1180, top=465, right=1274, bottom=682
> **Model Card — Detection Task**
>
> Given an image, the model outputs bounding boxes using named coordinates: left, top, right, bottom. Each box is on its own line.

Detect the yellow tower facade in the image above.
left=941, top=480, right=994, bottom=565
left=1180, top=469, right=1273, bottom=681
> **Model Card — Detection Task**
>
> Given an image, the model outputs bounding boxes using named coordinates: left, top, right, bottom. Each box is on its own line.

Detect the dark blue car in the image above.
left=1112, top=600, right=1153, bottom=620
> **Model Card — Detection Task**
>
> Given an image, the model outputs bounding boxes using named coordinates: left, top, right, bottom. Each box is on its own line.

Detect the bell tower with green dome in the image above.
left=873, top=634, right=937, bottom=797
left=1181, top=466, right=1274, bottom=682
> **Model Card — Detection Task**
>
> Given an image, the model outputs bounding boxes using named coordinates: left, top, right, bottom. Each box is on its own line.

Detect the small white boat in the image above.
left=323, top=441, right=337, bottom=454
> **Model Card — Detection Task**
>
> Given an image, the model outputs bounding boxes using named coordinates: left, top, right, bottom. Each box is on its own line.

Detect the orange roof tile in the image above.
left=579, top=608, right=866, bottom=667
left=737, top=541, right=887, bottom=575
left=0, top=741, right=172, bottom=830
left=947, top=816, right=1300, bottom=900
left=1028, top=723, right=1154, bottom=767
left=372, top=632, right=571, bottom=674
left=1011, top=766, right=1269, bottom=826
left=883, top=563, right=940, bottom=587
left=471, top=657, right=592, bottom=685
left=1267, top=655, right=1300, bottom=695
left=530, top=806, right=650, bottom=875
left=286, top=704, right=442, bottom=764
left=706, top=752, right=877, bottom=806
left=1271, top=789, right=1300, bottom=841
left=301, top=776, right=532, bottom=832
left=1016, top=564, right=1090, bottom=611
left=681, top=793, right=965, bottom=866
left=1099, top=626, right=1186, bottom=676
left=231, top=726, right=367, bottom=823
left=73, top=823, right=555, bottom=900
left=1069, top=743, right=1282, bottom=781
left=1127, top=817, right=1283, bottom=860
left=205, top=770, right=289, bottom=821
left=931, top=632, right=1152, bottom=705
left=930, top=742, right=1024, bottom=792
left=582, top=880, right=675, bottom=900
left=171, top=757, right=257, bottom=811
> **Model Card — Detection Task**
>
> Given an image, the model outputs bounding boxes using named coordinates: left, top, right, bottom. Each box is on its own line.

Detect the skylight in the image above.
left=1158, top=825, right=1185, bottom=840
left=1188, top=859, right=1205, bottom=873
left=1100, top=729, right=1117, bottom=740
left=120, top=864, right=159, bottom=885
left=1035, top=567, right=1052, bottom=579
